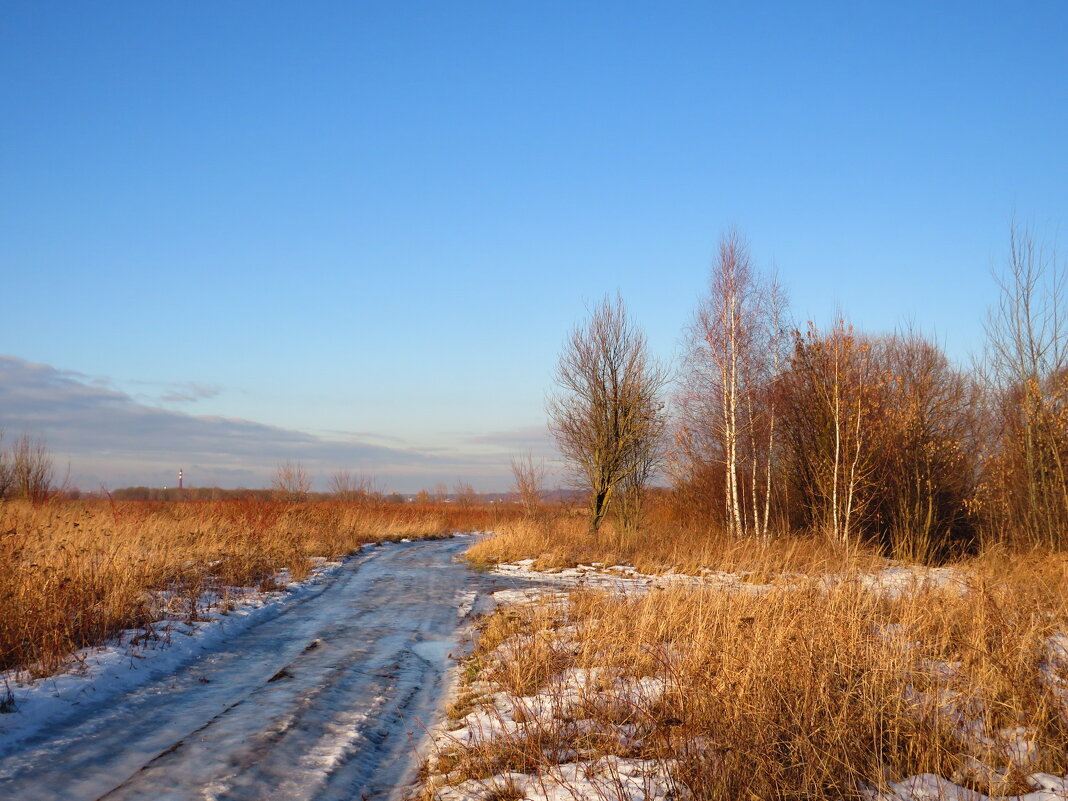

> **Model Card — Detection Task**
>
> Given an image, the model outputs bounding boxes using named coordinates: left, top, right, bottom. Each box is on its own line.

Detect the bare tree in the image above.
left=548, top=295, right=668, bottom=533
left=272, top=460, right=312, bottom=502
left=614, top=427, right=664, bottom=535
left=677, top=230, right=787, bottom=539
left=510, top=451, right=547, bottom=518
left=781, top=320, right=878, bottom=544
left=983, top=223, right=1068, bottom=546
left=874, top=331, right=978, bottom=559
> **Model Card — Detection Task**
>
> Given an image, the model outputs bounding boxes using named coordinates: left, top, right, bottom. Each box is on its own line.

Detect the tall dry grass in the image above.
left=0, top=497, right=514, bottom=678
left=467, top=513, right=886, bottom=577
left=438, top=548, right=1068, bottom=800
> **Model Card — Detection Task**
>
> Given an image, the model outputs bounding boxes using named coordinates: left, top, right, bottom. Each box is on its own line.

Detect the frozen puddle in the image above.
left=0, top=538, right=522, bottom=801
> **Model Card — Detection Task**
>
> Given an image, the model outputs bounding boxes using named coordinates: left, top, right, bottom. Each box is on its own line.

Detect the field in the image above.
left=4, top=495, right=1068, bottom=800
left=0, top=497, right=513, bottom=680
left=423, top=514, right=1068, bottom=801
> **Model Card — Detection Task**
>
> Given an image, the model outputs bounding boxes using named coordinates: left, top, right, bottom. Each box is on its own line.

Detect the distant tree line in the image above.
left=104, top=480, right=512, bottom=506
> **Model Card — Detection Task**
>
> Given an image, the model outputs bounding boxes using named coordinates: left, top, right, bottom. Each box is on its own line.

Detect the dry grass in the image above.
left=467, top=513, right=886, bottom=577
left=0, top=497, right=513, bottom=678
left=441, top=527, right=1068, bottom=800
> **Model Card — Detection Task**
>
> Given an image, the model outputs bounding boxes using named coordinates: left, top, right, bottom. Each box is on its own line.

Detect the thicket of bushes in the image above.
left=545, top=225, right=1068, bottom=560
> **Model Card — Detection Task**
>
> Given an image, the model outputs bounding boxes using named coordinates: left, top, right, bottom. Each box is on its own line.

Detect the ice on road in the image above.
left=0, top=537, right=511, bottom=801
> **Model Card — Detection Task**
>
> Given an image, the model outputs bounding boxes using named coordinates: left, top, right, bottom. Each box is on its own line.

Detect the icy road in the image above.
left=0, top=537, right=506, bottom=801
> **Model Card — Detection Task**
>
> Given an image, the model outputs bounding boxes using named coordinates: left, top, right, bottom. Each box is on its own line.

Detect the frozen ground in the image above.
left=492, top=557, right=969, bottom=598
left=0, top=536, right=533, bottom=801
left=4, top=545, right=1063, bottom=801
left=0, top=553, right=352, bottom=754
left=420, top=560, right=1068, bottom=801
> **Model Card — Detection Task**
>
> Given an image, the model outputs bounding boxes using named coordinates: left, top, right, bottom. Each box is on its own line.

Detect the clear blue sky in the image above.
left=2, top=1, right=1066, bottom=491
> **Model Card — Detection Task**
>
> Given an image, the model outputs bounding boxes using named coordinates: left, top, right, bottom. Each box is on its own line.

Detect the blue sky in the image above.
left=2, top=2, right=1066, bottom=491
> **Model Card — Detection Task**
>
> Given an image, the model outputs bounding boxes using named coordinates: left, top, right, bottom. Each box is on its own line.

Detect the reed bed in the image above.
left=438, top=522, right=1068, bottom=800
left=0, top=497, right=512, bottom=678
left=466, top=515, right=887, bottom=577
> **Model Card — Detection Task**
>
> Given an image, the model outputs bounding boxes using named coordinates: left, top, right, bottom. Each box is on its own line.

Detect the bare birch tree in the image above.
left=548, top=295, right=668, bottom=533
left=677, top=230, right=787, bottom=539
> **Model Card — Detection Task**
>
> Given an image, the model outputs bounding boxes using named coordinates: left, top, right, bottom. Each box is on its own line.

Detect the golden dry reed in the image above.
left=467, top=510, right=886, bottom=577
left=0, top=497, right=514, bottom=678
left=444, top=548, right=1068, bottom=800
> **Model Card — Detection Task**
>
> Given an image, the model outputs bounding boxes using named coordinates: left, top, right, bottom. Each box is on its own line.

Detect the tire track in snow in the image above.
left=0, top=537, right=519, bottom=801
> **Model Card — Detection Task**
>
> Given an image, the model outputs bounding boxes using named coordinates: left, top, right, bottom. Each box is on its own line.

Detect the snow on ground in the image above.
left=862, top=772, right=1068, bottom=801
left=0, top=536, right=491, bottom=752
left=0, top=536, right=495, bottom=801
left=0, top=545, right=386, bottom=754
left=422, top=583, right=684, bottom=801
left=432, top=758, right=680, bottom=801
left=419, top=559, right=1068, bottom=801
left=0, top=537, right=488, bottom=755
left=491, top=557, right=969, bottom=598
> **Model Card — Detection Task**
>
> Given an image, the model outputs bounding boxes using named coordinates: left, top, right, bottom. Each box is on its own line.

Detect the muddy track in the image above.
left=0, top=538, right=515, bottom=801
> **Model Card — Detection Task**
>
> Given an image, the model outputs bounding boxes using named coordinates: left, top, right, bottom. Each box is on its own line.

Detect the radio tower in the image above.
left=178, top=469, right=183, bottom=491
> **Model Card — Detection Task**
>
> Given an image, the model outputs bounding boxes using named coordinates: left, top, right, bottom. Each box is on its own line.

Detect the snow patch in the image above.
left=432, top=757, right=681, bottom=801
left=426, top=556, right=1067, bottom=801
left=0, top=556, right=346, bottom=754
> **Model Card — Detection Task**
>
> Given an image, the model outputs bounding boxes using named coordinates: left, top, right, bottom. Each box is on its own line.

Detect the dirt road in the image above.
left=0, top=537, right=507, bottom=801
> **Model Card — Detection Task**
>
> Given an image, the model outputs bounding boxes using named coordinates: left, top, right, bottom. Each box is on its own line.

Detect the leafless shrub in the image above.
left=9, top=434, right=55, bottom=506
left=0, top=430, right=12, bottom=501
left=272, top=459, right=311, bottom=502
left=328, top=469, right=377, bottom=501
left=871, top=332, right=979, bottom=560
left=510, top=451, right=547, bottom=518
left=454, top=480, right=478, bottom=508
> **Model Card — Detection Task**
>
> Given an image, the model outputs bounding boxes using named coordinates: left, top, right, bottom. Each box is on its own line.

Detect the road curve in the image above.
left=0, top=537, right=511, bottom=801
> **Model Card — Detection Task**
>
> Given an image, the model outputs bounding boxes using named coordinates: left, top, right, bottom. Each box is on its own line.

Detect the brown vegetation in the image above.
left=442, top=224, right=1068, bottom=800
left=510, top=452, right=548, bottom=520
left=0, top=497, right=517, bottom=678
left=467, top=503, right=885, bottom=577
left=0, top=431, right=59, bottom=506
left=612, top=225, right=1068, bottom=559
left=438, top=549, right=1068, bottom=800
